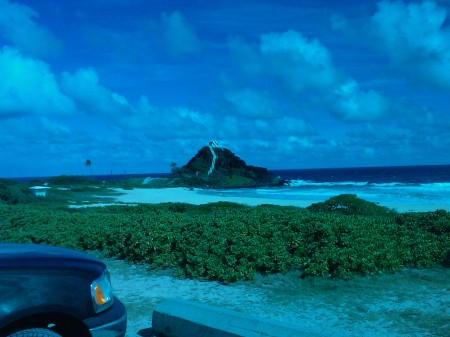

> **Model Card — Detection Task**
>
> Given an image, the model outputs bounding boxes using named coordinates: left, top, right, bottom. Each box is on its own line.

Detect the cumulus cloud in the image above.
left=0, top=46, right=75, bottom=118
left=225, top=88, right=279, bottom=118
left=172, top=107, right=214, bottom=135
left=329, top=79, right=389, bottom=122
left=161, top=11, right=201, bottom=57
left=371, top=0, right=450, bottom=89
left=0, top=0, right=61, bottom=57
left=60, top=68, right=133, bottom=117
left=229, top=29, right=390, bottom=122
left=259, top=30, right=338, bottom=91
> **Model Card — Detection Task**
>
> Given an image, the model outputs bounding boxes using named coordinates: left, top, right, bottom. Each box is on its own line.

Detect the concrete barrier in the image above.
left=152, top=298, right=338, bottom=337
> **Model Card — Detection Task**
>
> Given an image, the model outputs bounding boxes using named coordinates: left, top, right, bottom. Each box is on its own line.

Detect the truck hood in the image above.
left=0, top=243, right=104, bottom=269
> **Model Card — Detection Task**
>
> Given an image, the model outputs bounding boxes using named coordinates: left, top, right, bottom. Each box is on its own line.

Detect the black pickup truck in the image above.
left=0, top=243, right=127, bottom=337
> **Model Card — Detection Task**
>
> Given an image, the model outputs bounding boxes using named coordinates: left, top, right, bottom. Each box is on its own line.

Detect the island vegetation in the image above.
left=170, top=145, right=285, bottom=188
left=0, top=176, right=448, bottom=283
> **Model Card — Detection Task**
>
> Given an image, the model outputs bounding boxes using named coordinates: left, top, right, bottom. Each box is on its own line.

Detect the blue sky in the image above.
left=1, top=0, right=449, bottom=177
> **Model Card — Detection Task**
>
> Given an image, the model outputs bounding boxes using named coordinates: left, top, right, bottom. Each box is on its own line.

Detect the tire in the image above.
left=7, top=328, right=63, bottom=337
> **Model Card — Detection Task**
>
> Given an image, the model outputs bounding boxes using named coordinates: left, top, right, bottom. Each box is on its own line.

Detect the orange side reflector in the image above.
left=94, top=285, right=106, bottom=305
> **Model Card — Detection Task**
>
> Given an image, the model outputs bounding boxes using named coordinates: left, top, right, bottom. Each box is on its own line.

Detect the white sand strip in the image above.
left=111, top=187, right=315, bottom=208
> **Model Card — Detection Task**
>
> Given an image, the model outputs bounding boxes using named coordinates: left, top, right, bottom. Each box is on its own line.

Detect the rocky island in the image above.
left=171, top=142, right=284, bottom=188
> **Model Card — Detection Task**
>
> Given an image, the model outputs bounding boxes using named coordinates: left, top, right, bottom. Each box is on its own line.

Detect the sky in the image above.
left=1, top=0, right=450, bottom=178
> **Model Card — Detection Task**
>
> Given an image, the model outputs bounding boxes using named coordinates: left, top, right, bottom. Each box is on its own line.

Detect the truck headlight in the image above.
left=91, top=270, right=114, bottom=313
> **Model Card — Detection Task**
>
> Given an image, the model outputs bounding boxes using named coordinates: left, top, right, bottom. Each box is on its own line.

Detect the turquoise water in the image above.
left=210, top=183, right=450, bottom=210
left=208, top=165, right=450, bottom=210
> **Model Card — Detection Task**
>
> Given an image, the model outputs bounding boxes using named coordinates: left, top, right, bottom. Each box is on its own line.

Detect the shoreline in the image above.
left=107, top=187, right=450, bottom=213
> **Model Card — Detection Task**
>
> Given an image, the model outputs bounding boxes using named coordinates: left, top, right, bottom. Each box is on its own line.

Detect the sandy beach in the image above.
left=111, top=187, right=315, bottom=207
left=110, top=187, right=450, bottom=213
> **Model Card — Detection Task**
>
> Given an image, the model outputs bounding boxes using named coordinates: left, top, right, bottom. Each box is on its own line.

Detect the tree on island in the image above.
left=85, top=159, right=92, bottom=175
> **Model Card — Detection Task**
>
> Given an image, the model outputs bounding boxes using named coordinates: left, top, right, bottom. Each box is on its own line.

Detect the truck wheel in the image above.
left=7, top=328, right=63, bottom=337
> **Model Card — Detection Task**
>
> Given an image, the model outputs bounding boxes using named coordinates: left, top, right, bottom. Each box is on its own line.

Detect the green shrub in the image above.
left=306, top=194, right=396, bottom=216
left=0, top=197, right=448, bottom=283
left=0, top=179, right=36, bottom=205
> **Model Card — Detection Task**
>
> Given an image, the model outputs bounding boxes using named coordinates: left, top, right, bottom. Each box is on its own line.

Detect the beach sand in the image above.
left=111, top=187, right=314, bottom=207
left=110, top=187, right=450, bottom=213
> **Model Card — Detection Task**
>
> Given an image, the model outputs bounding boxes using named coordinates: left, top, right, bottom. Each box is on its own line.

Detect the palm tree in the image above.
left=85, top=159, right=92, bottom=175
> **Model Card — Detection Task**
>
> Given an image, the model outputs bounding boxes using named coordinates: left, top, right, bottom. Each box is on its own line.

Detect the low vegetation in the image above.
left=0, top=179, right=37, bottom=204
left=0, top=187, right=448, bottom=283
left=306, top=194, right=397, bottom=216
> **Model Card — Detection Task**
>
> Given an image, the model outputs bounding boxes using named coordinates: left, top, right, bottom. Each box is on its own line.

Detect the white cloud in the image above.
left=229, top=29, right=391, bottom=123
left=161, top=11, right=201, bottom=57
left=0, top=46, right=75, bottom=118
left=287, top=136, right=313, bottom=148
left=176, top=107, right=213, bottom=131
left=60, top=67, right=133, bottom=117
left=259, top=30, right=338, bottom=91
left=225, top=88, right=279, bottom=118
left=0, top=0, right=60, bottom=57
left=371, top=0, right=450, bottom=89
left=329, top=80, right=389, bottom=122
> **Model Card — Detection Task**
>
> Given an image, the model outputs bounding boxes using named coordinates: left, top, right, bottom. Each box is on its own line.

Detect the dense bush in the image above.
left=307, top=194, right=397, bottom=216
left=0, top=198, right=448, bottom=283
left=0, top=179, right=36, bottom=205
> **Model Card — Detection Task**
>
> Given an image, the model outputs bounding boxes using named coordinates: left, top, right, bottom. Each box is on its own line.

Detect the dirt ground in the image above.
left=101, top=255, right=449, bottom=337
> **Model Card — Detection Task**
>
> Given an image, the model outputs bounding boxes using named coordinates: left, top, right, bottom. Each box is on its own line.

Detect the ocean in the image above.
left=205, top=165, right=450, bottom=212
